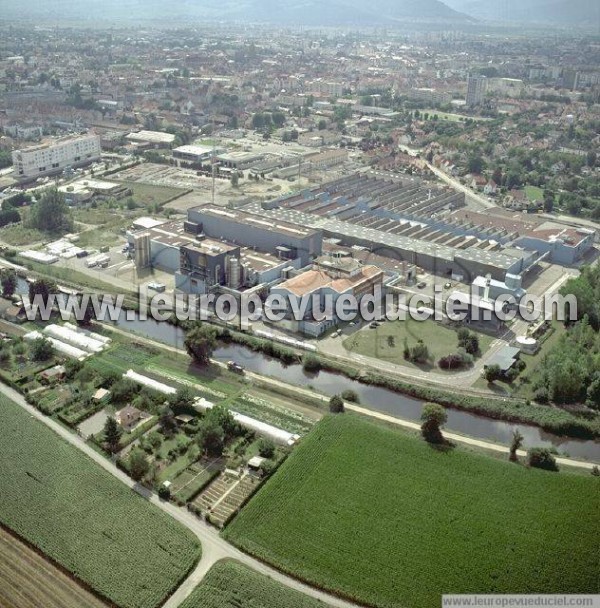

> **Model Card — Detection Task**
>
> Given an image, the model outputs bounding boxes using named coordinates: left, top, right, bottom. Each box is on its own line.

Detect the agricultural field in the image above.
left=224, top=415, right=599, bottom=608
left=180, top=560, right=326, bottom=608
left=0, top=525, right=108, bottom=608
left=0, top=393, right=201, bottom=608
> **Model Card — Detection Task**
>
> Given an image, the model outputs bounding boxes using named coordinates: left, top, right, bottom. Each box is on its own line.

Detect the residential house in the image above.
left=115, top=404, right=144, bottom=431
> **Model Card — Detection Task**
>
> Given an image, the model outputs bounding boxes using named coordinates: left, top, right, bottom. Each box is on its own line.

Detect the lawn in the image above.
left=224, top=415, right=599, bottom=608
left=180, top=560, right=326, bottom=608
left=0, top=224, right=46, bottom=246
left=0, top=393, right=201, bottom=608
left=107, top=180, right=188, bottom=209
left=513, top=322, right=566, bottom=399
left=343, top=318, right=493, bottom=369
left=525, top=185, right=544, bottom=203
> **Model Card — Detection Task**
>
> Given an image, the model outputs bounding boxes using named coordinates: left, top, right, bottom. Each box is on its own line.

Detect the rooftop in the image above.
left=276, top=265, right=382, bottom=297
left=126, top=130, right=175, bottom=144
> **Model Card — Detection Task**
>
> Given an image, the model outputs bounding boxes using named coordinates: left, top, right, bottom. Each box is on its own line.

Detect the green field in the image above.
left=108, top=180, right=188, bottom=209
left=0, top=393, right=201, bottom=608
left=343, top=318, right=494, bottom=369
left=180, top=560, right=326, bottom=608
left=224, top=416, right=599, bottom=608
left=525, top=185, right=544, bottom=203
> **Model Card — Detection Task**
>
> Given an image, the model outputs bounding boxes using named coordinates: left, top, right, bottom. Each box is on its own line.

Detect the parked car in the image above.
left=147, top=282, right=166, bottom=293
left=227, top=361, right=245, bottom=374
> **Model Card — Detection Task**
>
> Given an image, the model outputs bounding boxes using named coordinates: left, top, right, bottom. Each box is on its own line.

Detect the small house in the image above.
left=39, top=365, right=66, bottom=385
left=115, top=405, right=143, bottom=432
left=92, top=388, right=111, bottom=404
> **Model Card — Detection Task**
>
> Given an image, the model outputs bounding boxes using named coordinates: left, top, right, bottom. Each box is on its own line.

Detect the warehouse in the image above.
left=187, top=205, right=322, bottom=267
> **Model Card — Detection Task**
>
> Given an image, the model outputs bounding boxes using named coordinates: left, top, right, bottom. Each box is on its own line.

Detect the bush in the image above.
left=158, top=485, right=171, bottom=500
left=420, top=402, right=447, bottom=444
left=329, top=395, right=345, bottom=414
left=341, top=389, right=359, bottom=403
left=257, top=438, right=276, bottom=459
left=302, top=354, right=321, bottom=373
left=527, top=448, right=559, bottom=472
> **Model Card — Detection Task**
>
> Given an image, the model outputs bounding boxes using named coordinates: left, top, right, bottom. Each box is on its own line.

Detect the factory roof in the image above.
left=126, top=130, right=175, bottom=144
left=276, top=265, right=382, bottom=297
left=173, top=144, right=216, bottom=156
left=191, top=204, right=320, bottom=239
left=240, top=249, right=284, bottom=272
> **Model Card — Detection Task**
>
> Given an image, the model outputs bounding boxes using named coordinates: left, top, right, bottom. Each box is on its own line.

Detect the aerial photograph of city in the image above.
left=0, top=1, right=598, bottom=607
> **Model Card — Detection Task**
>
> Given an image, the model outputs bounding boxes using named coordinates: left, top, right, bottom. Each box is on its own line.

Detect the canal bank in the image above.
left=108, top=314, right=600, bottom=463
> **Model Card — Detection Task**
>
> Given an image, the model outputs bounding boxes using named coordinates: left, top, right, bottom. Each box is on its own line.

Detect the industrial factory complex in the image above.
left=123, top=172, right=595, bottom=335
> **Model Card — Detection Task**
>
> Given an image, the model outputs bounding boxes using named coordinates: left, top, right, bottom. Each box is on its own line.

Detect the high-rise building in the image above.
left=466, top=75, right=487, bottom=107
left=12, top=134, right=101, bottom=180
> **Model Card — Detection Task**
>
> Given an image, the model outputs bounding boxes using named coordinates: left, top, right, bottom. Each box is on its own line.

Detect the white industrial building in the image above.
left=12, top=134, right=101, bottom=180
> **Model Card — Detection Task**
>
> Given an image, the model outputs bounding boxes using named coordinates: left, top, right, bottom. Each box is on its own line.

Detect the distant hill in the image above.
left=443, top=0, right=599, bottom=25
left=0, top=0, right=473, bottom=26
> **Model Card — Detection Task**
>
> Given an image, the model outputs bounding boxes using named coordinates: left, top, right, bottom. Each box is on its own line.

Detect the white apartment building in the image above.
left=12, top=134, right=101, bottom=179
left=466, top=75, right=488, bottom=107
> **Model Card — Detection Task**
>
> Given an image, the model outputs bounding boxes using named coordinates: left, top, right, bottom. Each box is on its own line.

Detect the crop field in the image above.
left=180, top=560, right=326, bottom=608
left=231, top=394, right=315, bottom=435
left=224, top=415, right=600, bottom=608
left=0, top=525, right=109, bottom=608
left=0, top=394, right=201, bottom=608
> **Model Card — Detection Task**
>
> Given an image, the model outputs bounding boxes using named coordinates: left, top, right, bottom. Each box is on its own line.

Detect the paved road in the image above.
left=0, top=382, right=360, bottom=608
left=426, top=162, right=496, bottom=209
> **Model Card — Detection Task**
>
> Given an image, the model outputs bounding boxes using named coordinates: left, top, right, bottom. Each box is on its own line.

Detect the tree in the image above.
left=509, top=429, right=524, bottom=462
left=318, top=119, right=327, bottom=131
left=27, top=188, right=74, bottom=234
left=420, top=402, right=447, bottom=444
left=467, top=155, right=485, bottom=175
left=30, top=337, right=54, bottom=361
left=184, top=325, right=217, bottom=366
left=205, top=404, right=239, bottom=439
left=0, top=268, right=17, bottom=298
left=543, top=189, right=555, bottom=213
left=483, top=364, right=502, bottom=384
left=129, top=448, right=150, bottom=481
left=76, top=294, right=95, bottom=326
left=492, top=167, right=503, bottom=185
left=329, top=394, right=345, bottom=414
left=159, top=406, right=177, bottom=438
left=28, top=278, right=57, bottom=308
left=168, top=387, right=196, bottom=413
left=410, top=340, right=430, bottom=364
left=257, top=438, right=276, bottom=459
left=230, top=172, right=239, bottom=188
left=103, top=417, right=122, bottom=453
left=197, top=418, right=225, bottom=456
left=527, top=448, right=559, bottom=472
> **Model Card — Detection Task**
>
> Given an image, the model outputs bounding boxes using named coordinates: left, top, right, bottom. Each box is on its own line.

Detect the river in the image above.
left=112, top=312, right=600, bottom=462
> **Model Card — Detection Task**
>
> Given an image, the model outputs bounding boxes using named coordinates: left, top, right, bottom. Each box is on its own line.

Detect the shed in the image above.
left=93, top=388, right=111, bottom=403
left=485, top=346, right=520, bottom=373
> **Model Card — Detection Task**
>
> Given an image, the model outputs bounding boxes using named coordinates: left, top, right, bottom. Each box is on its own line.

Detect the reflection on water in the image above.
left=113, top=313, right=600, bottom=463
left=13, top=277, right=597, bottom=461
